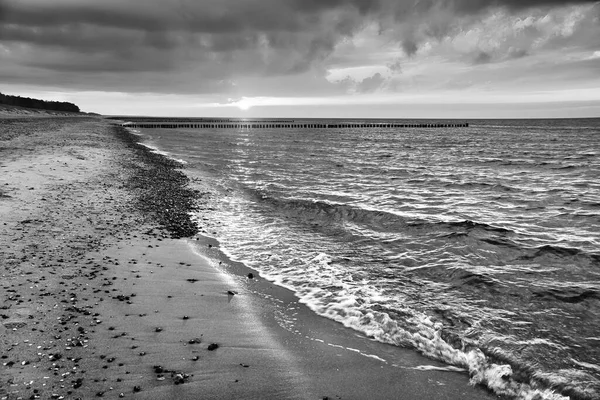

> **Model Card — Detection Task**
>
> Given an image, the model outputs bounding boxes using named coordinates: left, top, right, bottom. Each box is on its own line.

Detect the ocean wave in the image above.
left=136, top=143, right=188, bottom=165
left=551, top=164, right=582, bottom=170
left=439, top=219, right=513, bottom=234
left=448, top=269, right=499, bottom=288
left=532, top=288, right=600, bottom=304
left=217, top=241, right=593, bottom=399
left=252, top=194, right=412, bottom=229
left=293, top=278, right=580, bottom=400
left=520, top=244, right=600, bottom=263
left=126, top=128, right=143, bottom=136
left=480, top=237, right=522, bottom=249
left=442, top=181, right=516, bottom=192
left=252, top=192, right=516, bottom=238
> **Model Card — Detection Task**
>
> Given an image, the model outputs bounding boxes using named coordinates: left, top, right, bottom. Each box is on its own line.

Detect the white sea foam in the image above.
left=123, top=127, right=142, bottom=135
left=362, top=353, right=387, bottom=363
left=570, top=359, right=600, bottom=373
left=137, top=142, right=188, bottom=165
left=218, top=237, right=572, bottom=400
left=224, top=243, right=580, bottom=399
left=487, top=335, right=569, bottom=350
left=413, top=365, right=467, bottom=372
left=319, top=341, right=387, bottom=363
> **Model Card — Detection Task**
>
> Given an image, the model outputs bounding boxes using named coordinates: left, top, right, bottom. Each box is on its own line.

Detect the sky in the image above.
left=1, top=0, right=600, bottom=118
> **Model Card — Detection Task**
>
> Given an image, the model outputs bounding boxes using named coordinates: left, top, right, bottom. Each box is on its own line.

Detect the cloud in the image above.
left=587, top=51, right=600, bottom=60
left=1, top=0, right=599, bottom=98
left=329, top=71, right=389, bottom=94
left=0, top=0, right=375, bottom=95
left=473, top=51, right=492, bottom=64
left=386, top=59, right=403, bottom=77
left=356, top=72, right=387, bottom=92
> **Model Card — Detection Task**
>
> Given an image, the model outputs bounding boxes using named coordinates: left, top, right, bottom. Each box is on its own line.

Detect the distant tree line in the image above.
left=0, top=92, right=80, bottom=113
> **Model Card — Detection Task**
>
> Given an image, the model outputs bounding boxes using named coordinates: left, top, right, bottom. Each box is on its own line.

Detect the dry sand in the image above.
left=0, top=116, right=498, bottom=399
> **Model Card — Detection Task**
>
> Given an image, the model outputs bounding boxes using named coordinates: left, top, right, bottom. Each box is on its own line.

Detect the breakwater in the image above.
left=122, top=121, right=469, bottom=129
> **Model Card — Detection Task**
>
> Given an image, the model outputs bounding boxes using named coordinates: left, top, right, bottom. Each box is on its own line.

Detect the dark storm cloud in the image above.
left=4, top=0, right=593, bottom=50
left=3, top=0, right=597, bottom=44
left=451, top=0, right=598, bottom=13
left=1, top=0, right=354, bottom=77
left=1, top=0, right=598, bottom=94
left=2, top=1, right=311, bottom=33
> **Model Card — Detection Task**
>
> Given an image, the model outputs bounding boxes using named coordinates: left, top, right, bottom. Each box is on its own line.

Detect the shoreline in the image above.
left=1, top=117, right=496, bottom=399
left=133, top=122, right=600, bottom=400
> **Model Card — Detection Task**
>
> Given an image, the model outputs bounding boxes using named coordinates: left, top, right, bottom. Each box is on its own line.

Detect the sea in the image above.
left=130, top=118, right=600, bottom=400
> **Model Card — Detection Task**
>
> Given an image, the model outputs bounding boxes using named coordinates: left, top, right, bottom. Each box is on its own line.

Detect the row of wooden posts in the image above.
left=124, top=122, right=469, bottom=129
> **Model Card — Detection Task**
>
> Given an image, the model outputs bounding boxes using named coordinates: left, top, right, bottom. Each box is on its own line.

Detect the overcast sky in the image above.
left=1, top=0, right=599, bottom=118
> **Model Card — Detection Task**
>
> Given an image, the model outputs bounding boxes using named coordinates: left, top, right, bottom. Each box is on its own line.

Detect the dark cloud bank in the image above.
left=0, top=0, right=597, bottom=94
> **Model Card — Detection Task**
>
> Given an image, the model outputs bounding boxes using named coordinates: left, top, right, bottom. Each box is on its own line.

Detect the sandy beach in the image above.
left=0, top=116, right=497, bottom=400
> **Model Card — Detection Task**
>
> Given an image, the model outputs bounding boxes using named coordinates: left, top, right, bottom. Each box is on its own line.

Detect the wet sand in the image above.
left=0, top=117, right=497, bottom=399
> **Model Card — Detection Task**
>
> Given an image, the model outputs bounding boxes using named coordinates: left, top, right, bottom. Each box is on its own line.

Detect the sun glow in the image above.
left=236, top=98, right=252, bottom=110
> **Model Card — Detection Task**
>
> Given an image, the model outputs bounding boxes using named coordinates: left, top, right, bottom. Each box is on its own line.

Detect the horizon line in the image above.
left=106, top=114, right=600, bottom=120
